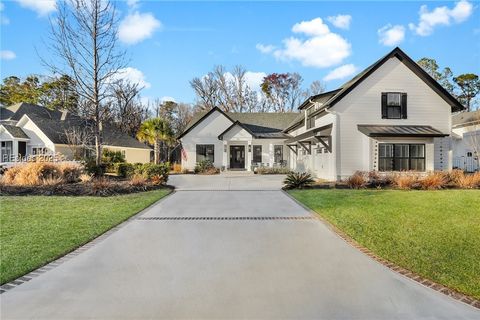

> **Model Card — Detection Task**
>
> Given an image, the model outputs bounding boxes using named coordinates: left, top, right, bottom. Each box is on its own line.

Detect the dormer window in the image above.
left=382, top=92, right=407, bottom=119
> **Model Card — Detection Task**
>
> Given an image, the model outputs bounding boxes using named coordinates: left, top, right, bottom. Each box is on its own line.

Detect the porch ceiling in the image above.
left=285, top=124, right=333, bottom=144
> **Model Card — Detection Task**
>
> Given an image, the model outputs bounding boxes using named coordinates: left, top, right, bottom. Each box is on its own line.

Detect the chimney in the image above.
left=60, top=109, right=68, bottom=121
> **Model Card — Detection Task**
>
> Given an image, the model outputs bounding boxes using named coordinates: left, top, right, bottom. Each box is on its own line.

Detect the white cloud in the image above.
left=15, top=0, right=56, bottom=16
left=327, top=14, right=352, bottom=30
left=0, top=2, right=9, bottom=25
left=409, top=0, right=473, bottom=36
left=161, top=96, right=176, bottom=103
left=378, top=24, right=405, bottom=46
left=261, top=17, right=351, bottom=69
left=323, top=64, right=357, bottom=81
left=126, top=0, right=140, bottom=8
left=256, top=43, right=275, bottom=54
left=112, top=67, right=151, bottom=88
left=1, top=50, right=16, bottom=60
left=118, top=11, right=162, bottom=45
left=244, top=71, right=267, bottom=90
left=292, top=17, right=330, bottom=36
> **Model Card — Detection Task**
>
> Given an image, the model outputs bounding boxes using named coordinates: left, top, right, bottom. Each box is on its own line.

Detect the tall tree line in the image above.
left=417, top=57, right=480, bottom=111
left=190, top=65, right=325, bottom=113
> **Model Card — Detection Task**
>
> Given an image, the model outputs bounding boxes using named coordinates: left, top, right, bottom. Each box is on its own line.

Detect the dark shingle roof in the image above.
left=182, top=108, right=299, bottom=139
left=452, top=110, right=480, bottom=127
left=1, top=124, right=29, bottom=139
left=357, top=125, right=448, bottom=137
left=2, top=103, right=150, bottom=149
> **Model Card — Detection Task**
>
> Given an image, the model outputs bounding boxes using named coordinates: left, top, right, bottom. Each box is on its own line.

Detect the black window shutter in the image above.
left=401, top=93, right=407, bottom=119
left=381, top=93, right=387, bottom=118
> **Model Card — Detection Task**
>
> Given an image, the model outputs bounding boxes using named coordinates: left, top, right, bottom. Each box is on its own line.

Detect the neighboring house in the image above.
left=178, top=109, right=299, bottom=171
left=0, top=102, right=151, bottom=164
left=180, top=47, right=464, bottom=180
left=451, top=110, right=480, bottom=172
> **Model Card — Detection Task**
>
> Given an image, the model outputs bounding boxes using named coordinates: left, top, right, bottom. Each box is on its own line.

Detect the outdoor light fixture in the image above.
left=248, top=145, right=251, bottom=152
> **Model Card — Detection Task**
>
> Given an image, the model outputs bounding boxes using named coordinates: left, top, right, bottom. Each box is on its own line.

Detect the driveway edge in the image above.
left=281, top=189, right=480, bottom=310
left=0, top=189, right=175, bottom=295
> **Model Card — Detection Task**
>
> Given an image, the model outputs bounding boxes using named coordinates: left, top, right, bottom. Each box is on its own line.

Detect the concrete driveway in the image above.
left=1, top=174, right=479, bottom=319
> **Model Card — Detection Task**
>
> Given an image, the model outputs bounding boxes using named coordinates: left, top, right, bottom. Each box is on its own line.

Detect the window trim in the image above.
left=382, top=92, right=407, bottom=119
left=252, top=145, right=262, bottom=163
left=196, top=144, right=215, bottom=163
left=378, top=143, right=426, bottom=172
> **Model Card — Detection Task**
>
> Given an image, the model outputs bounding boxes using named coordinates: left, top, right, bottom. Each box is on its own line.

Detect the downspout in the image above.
left=324, top=107, right=339, bottom=181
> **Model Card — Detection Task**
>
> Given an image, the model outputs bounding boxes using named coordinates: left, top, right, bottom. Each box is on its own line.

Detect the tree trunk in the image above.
left=154, top=139, right=160, bottom=164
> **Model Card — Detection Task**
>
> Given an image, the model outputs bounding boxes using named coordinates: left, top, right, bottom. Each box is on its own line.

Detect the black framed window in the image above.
left=253, top=145, right=262, bottom=163
left=382, top=92, right=407, bottom=119
left=274, top=145, right=283, bottom=163
left=196, top=144, right=214, bottom=162
left=379, top=143, right=425, bottom=171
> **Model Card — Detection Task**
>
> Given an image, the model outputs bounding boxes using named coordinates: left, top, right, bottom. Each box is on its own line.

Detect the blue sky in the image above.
left=1, top=0, right=479, bottom=105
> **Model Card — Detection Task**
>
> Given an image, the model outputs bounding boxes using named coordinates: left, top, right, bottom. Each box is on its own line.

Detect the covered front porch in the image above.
left=218, top=122, right=289, bottom=171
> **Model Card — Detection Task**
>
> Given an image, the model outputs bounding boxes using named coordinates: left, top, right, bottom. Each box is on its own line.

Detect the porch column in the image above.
left=222, top=140, right=228, bottom=170
left=246, top=141, right=252, bottom=171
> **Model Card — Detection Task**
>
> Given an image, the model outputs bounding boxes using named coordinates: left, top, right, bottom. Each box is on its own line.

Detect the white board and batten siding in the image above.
left=180, top=110, right=232, bottom=170
left=331, top=56, right=453, bottom=179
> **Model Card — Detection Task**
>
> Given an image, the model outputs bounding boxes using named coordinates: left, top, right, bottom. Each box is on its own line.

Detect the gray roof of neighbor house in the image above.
left=181, top=107, right=299, bottom=139
left=1, top=124, right=29, bottom=139
left=452, top=110, right=480, bottom=127
left=0, top=102, right=151, bottom=149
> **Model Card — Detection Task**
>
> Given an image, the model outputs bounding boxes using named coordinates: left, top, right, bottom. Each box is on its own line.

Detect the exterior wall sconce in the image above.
left=224, top=145, right=227, bottom=152
left=248, top=145, right=251, bottom=152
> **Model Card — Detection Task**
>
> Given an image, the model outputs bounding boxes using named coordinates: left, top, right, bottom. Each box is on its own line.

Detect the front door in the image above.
left=230, top=146, right=245, bottom=169
left=18, top=141, right=27, bottom=157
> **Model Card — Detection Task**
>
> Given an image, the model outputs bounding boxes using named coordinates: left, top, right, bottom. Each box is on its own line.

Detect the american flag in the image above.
left=181, top=148, right=187, bottom=161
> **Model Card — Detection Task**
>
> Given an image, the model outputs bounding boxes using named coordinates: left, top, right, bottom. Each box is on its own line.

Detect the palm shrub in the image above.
left=283, top=172, right=314, bottom=189
left=115, top=163, right=135, bottom=178
left=137, top=118, right=174, bottom=164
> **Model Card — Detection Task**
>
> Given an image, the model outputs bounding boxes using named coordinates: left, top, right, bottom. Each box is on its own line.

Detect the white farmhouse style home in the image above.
left=0, top=103, right=152, bottom=164
left=178, top=109, right=298, bottom=171
left=451, top=110, right=479, bottom=172
left=180, top=47, right=464, bottom=180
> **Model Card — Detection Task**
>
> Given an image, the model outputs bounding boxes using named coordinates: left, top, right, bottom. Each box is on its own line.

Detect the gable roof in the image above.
left=2, top=103, right=151, bottom=149
left=297, top=47, right=464, bottom=121
left=452, top=110, right=480, bottom=128
left=1, top=124, right=29, bottom=139
left=178, top=107, right=299, bottom=139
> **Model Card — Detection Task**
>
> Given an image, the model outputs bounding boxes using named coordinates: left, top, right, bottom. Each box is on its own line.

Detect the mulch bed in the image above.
left=0, top=182, right=173, bottom=197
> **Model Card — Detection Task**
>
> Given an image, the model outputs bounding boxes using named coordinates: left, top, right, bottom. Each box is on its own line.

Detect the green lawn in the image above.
left=0, top=189, right=171, bottom=284
left=289, top=189, right=480, bottom=299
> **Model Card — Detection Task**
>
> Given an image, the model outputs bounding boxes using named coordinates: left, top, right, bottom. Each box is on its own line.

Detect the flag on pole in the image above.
left=181, top=148, right=187, bottom=161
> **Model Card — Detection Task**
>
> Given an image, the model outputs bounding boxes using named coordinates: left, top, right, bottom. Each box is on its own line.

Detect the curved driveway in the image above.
left=1, top=173, right=479, bottom=319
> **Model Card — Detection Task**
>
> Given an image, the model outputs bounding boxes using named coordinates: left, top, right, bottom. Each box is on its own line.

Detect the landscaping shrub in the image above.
left=283, top=172, right=314, bottom=189
left=393, top=173, right=419, bottom=190
left=255, top=167, right=291, bottom=175
left=79, top=173, right=93, bottom=183
left=456, top=171, right=480, bottom=189
left=194, top=160, right=219, bottom=174
left=141, top=163, right=170, bottom=182
left=84, top=159, right=107, bottom=177
left=419, top=172, right=447, bottom=190
left=115, top=163, right=135, bottom=178
left=446, top=169, right=465, bottom=185
left=129, top=174, right=147, bottom=188
left=57, top=162, right=83, bottom=183
left=347, top=171, right=368, bottom=189
left=41, top=177, right=65, bottom=186
left=172, top=163, right=182, bottom=173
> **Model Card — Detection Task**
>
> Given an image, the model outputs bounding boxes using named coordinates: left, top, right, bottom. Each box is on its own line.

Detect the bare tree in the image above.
left=45, top=0, right=126, bottom=164
left=108, top=79, right=147, bottom=137
left=190, top=73, right=220, bottom=111
left=305, top=80, right=326, bottom=97
left=64, top=124, right=95, bottom=160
